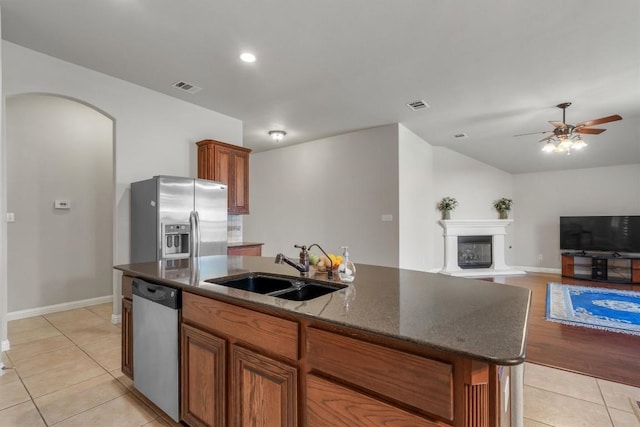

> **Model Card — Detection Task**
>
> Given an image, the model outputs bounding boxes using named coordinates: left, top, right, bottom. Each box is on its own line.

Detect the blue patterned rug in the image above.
left=546, top=283, right=640, bottom=336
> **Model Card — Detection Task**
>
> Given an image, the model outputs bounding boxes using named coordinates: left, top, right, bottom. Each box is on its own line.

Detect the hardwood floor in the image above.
left=490, top=272, right=640, bottom=388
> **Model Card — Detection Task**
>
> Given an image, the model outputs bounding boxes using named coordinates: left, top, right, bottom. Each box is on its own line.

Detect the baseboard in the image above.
left=1, top=339, right=9, bottom=352
left=518, top=266, right=562, bottom=274
left=7, top=295, right=113, bottom=321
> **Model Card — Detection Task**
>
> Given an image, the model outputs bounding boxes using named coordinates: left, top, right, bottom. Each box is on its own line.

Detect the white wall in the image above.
left=0, top=9, right=7, bottom=351
left=1, top=41, right=242, bottom=335
left=431, top=147, right=515, bottom=270
left=7, top=95, right=113, bottom=312
left=514, top=164, right=640, bottom=269
left=244, top=125, right=399, bottom=267
left=398, top=125, right=434, bottom=271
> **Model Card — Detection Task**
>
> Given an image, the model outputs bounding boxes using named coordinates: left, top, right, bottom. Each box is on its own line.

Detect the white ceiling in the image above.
left=1, top=0, right=638, bottom=174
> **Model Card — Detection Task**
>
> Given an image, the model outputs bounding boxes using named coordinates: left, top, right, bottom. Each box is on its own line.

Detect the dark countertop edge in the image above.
left=114, top=264, right=530, bottom=366
left=227, top=242, right=264, bottom=247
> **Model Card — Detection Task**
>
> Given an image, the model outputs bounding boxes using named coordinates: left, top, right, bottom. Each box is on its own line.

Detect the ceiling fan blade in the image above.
left=538, top=135, right=555, bottom=143
left=513, top=130, right=552, bottom=137
left=549, top=121, right=567, bottom=129
left=575, top=115, right=622, bottom=128
left=575, top=128, right=606, bottom=135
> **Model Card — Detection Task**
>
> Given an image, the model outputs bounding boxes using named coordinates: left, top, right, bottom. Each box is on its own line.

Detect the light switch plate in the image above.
left=6, top=212, right=15, bottom=222
left=381, top=214, right=393, bottom=222
left=54, top=200, right=71, bottom=209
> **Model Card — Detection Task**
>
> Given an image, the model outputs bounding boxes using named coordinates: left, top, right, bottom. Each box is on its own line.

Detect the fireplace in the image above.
left=458, top=236, right=492, bottom=269
left=438, top=219, right=525, bottom=277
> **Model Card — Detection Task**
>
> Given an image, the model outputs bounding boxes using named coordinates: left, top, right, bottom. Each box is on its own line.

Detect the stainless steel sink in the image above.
left=205, top=273, right=345, bottom=301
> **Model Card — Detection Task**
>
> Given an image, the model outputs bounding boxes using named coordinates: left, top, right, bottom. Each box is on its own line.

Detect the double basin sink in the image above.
left=205, top=273, right=345, bottom=301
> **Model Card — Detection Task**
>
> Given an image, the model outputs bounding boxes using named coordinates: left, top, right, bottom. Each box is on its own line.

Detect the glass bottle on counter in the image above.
left=338, top=246, right=356, bottom=283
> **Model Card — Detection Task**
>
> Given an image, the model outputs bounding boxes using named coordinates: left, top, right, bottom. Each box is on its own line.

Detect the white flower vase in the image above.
left=442, top=210, right=451, bottom=220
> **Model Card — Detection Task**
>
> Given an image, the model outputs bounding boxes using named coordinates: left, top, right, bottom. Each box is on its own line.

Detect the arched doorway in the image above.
left=6, top=94, right=115, bottom=316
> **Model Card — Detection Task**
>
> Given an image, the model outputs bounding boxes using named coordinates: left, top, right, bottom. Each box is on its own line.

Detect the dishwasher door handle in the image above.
left=132, top=279, right=180, bottom=309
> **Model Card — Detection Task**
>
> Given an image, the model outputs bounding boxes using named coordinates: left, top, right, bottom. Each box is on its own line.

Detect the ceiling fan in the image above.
left=515, top=103, right=622, bottom=154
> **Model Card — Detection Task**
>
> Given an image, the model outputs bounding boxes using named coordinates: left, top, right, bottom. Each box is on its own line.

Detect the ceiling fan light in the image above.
left=558, top=138, right=573, bottom=150
left=572, top=137, right=587, bottom=150
left=542, top=142, right=556, bottom=153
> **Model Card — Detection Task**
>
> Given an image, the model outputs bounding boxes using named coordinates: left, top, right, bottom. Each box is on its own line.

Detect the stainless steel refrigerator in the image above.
left=130, top=176, right=227, bottom=263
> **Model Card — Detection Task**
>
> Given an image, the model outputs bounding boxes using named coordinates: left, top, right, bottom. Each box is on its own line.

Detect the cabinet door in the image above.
left=181, top=324, right=226, bottom=427
left=561, top=255, right=574, bottom=277
left=231, top=150, right=249, bottom=214
left=213, top=145, right=231, bottom=185
left=121, top=298, right=133, bottom=379
left=632, top=260, right=640, bottom=283
left=231, top=345, right=297, bottom=427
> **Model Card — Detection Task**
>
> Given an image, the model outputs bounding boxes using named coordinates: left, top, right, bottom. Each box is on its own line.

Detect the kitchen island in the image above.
left=115, top=255, right=530, bottom=427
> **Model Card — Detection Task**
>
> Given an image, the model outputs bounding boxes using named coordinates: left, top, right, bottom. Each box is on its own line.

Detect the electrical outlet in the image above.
left=538, top=254, right=543, bottom=261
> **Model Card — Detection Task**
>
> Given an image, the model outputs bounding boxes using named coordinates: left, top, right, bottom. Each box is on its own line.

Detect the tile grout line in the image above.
left=40, top=309, right=161, bottom=427
left=1, top=363, right=50, bottom=426
left=524, top=383, right=610, bottom=407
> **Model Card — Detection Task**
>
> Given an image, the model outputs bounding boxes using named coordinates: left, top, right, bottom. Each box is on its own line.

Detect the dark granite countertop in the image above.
left=114, top=255, right=531, bottom=365
left=227, top=242, right=264, bottom=247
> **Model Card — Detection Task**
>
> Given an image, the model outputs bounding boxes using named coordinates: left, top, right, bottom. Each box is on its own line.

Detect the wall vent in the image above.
left=406, top=100, right=430, bottom=111
left=172, top=81, right=202, bottom=94
left=453, top=133, right=468, bottom=139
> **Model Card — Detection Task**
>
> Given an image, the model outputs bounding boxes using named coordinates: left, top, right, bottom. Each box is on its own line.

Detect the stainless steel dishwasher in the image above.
left=132, top=278, right=181, bottom=422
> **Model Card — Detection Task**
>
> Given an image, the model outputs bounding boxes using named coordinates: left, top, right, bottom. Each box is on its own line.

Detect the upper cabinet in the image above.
left=197, top=139, right=251, bottom=215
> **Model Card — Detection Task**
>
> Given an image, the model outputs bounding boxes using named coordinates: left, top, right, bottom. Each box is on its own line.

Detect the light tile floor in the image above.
left=0, top=303, right=179, bottom=427
left=1, top=303, right=639, bottom=426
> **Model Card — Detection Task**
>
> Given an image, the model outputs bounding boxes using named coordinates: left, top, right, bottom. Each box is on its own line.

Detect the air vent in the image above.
left=453, top=133, right=468, bottom=139
left=406, top=100, right=430, bottom=111
left=172, top=81, right=202, bottom=94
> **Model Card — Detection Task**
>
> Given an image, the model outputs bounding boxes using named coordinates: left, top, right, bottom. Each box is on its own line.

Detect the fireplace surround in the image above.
left=439, top=219, right=526, bottom=277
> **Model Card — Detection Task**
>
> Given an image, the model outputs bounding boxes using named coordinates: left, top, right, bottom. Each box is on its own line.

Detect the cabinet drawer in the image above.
left=306, top=327, right=453, bottom=420
left=227, top=245, right=262, bottom=256
left=183, top=292, right=298, bottom=361
left=306, top=375, right=441, bottom=427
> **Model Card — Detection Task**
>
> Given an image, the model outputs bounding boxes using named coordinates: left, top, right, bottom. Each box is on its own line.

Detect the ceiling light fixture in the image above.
left=240, top=52, right=256, bottom=63
left=541, top=133, right=588, bottom=154
left=268, top=130, right=286, bottom=142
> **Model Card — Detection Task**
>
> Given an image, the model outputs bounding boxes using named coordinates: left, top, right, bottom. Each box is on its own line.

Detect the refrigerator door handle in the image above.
left=194, top=210, right=201, bottom=257
left=189, top=211, right=197, bottom=258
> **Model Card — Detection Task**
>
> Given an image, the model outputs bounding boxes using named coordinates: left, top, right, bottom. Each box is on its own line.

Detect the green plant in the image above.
left=493, top=198, right=513, bottom=212
left=437, top=197, right=458, bottom=212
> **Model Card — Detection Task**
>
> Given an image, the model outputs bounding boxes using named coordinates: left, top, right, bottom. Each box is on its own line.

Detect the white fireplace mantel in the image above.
left=438, top=219, right=526, bottom=277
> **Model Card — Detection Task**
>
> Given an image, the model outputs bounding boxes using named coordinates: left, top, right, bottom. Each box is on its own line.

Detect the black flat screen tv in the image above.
left=560, top=216, right=640, bottom=253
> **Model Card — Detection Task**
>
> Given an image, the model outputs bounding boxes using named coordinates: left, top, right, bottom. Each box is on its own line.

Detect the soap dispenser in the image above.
left=338, top=246, right=356, bottom=283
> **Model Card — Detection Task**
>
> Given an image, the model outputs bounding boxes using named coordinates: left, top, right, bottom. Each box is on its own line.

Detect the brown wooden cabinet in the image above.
left=306, top=374, right=438, bottom=427
left=181, top=324, right=226, bottom=427
left=196, top=139, right=251, bottom=215
left=121, top=277, right=506, bottom=427
left=227, top=244, right=263, bottom=256
left=561, top=253, right=640, bottom=284
left=121, top=276, right=133, bottom=379
left=181, top=291, right=299, bottom=426
left=231, top=345, right=297, bottom=427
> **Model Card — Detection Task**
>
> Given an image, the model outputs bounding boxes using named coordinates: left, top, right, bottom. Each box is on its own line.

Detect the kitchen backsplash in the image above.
left=227, top=215, right=242, bottom=243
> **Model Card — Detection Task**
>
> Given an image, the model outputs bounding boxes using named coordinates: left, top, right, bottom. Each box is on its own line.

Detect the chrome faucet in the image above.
left=307, top=243, right=334, bottom=280
left=275, top=244, right=309, bottom=276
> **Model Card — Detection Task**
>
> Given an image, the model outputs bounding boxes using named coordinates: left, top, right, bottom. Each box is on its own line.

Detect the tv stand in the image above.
left=562, top=253, right=640, bottom=284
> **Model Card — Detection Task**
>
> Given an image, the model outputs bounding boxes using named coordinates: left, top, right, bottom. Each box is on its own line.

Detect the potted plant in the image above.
left=437, top=197, right=458, bottom=220
left=493, top=198, right=513, bottom=219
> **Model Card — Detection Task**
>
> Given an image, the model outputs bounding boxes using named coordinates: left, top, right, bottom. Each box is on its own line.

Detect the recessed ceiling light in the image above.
left=240, top=52, right=256, bottom=63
